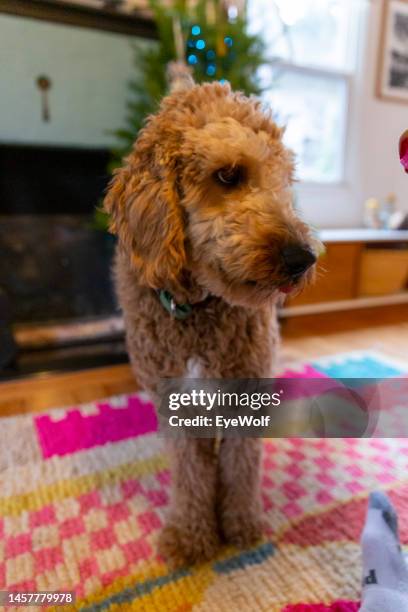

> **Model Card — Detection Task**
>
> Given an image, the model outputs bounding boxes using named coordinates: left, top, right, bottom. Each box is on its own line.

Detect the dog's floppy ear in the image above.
left=104, top=126, right=187, bottom=297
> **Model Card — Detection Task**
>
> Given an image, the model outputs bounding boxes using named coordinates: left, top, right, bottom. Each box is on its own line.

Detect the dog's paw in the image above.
left=221, top=512, right=264, bottom=549
left=158, top=521, right=220, bottom=568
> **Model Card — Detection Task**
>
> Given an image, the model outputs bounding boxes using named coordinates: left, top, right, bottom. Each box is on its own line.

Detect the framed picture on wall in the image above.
left=378, top=0, right=408, bottom=103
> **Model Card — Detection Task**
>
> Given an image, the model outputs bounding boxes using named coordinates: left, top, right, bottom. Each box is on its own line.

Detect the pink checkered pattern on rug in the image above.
left=3, top=347, right=408, bottom=609
left=35, top=395, right=157, bottom=458
left=0, top=467, right=170, bottom=598
left=3, top=435, right=404, bottom=598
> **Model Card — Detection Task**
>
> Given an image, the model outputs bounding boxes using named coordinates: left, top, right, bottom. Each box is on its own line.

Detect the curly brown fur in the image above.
left=105, top=81, right=319, bottom=567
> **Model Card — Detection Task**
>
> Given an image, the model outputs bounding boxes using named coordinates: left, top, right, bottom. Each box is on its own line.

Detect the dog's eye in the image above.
left=215, top=166, right=243, bottom=187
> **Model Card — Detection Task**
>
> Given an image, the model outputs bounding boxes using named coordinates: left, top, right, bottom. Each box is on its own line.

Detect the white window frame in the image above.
left=254, top=0, right=369, bottom=227
left=268, top=59, right=352, bottom=187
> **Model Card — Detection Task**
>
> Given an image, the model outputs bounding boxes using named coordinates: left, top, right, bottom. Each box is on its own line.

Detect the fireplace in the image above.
left=0, top=144, right=127, bottom=379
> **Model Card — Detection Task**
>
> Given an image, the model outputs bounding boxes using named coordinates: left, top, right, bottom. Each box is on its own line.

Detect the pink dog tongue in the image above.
left=400, top=130, right=408, bottom=173
left=280, top=286, right=293, bottom=294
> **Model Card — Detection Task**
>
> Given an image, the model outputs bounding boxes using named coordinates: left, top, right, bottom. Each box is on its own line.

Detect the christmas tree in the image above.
left=109, top=0, right=266, bottom=170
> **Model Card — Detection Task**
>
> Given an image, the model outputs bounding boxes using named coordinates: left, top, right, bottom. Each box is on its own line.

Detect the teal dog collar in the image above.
left=157, top=290, right=193, bottom=320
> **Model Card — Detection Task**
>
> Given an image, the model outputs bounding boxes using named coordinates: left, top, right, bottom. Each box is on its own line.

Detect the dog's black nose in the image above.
left=282, top=244, right=316, bottom=277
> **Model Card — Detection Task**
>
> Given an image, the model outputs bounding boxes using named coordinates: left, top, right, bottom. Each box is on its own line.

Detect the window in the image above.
left=248, top=0, right=360, bottom=184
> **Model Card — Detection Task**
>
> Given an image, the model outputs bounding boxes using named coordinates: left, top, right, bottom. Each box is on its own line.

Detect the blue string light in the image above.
left=206, top=64, right=216, bottom=76
left=196, top=39, right=206, bottom=50
left=206, top=50, right=216, bottom=60
left=191, top=25, right=201, bottom=36
left=187, top=39, right=195, bottom=48
left=188, top=54, right=198, bottom=65
left=224, top=36, right=233, bottom=47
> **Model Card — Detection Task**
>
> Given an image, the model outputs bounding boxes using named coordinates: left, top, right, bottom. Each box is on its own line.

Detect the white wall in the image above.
left=298, top=0, right=408, bottom=229
left=0, top=14, right=148, bottom=148
left=360, top=0, right=408, bottom=217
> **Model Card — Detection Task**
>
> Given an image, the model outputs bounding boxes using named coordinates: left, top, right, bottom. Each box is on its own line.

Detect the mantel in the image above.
left=0, top=0, right=157, bottom=38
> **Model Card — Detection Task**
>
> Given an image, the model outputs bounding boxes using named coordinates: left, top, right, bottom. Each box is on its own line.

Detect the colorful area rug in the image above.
left=1, top=351, right=408, bottom=611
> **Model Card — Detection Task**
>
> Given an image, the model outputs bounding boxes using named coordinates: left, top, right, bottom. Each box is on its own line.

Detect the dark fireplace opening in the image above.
left=2, top=215, right=116, bottom=323
left=0, top=144, right=128, bottom=380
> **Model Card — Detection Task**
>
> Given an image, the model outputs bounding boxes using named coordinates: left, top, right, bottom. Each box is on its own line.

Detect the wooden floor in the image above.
left=1, top=319, right=408, bottom=417
left=0, top=363, right=137, bottom=417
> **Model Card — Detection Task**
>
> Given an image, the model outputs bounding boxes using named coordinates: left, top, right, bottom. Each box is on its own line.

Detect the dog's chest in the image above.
left=160, top=302, right=277, bottom=378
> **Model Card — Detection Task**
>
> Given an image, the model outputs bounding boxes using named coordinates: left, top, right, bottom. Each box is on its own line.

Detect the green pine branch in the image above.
left=109, top=0, right=267, bottom=171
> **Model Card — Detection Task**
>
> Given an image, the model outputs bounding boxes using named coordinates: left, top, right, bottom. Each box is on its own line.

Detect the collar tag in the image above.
left=158, top=290, right=193, bottom=320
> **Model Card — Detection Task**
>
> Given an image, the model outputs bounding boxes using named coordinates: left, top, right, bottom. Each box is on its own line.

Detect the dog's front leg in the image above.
left=158, top=438, right=220, bottom=566
left=217, top=437, right=263, bottom=548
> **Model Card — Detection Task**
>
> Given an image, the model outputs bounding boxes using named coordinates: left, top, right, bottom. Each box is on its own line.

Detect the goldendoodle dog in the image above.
left=104, top=71, right=318, bottom=567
